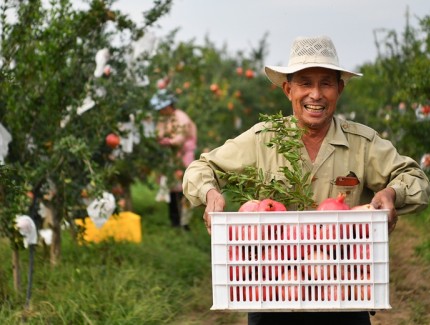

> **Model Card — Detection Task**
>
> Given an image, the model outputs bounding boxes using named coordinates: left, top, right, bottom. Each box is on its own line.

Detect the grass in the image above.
left=410, top=208, right=430, bottom=262
left=6, top=182, right=429, bottom=324
left=0, top=181, right=246, bottom=324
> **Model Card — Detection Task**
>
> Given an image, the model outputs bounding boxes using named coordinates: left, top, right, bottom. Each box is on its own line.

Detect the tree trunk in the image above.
left=12, top=248, right=21, bottom=292
left=50, top=205, right=61, bottom=266
left=123, top=184, right=133, bottom=212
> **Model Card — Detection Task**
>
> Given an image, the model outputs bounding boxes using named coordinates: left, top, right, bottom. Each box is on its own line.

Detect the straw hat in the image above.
left=150, top=89, right=177, bottom=111
left=265, top=36, right=362, bottom=87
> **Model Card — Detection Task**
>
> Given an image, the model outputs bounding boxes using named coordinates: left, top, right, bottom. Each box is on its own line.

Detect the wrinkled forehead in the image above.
left=289, top=67, right=341, bottom=82
left=294, top=67, right=339, bottom=77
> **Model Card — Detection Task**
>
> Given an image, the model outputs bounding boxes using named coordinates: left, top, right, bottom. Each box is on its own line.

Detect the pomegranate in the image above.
left=317, top=193, right=350, bottom=210
left=285, top=244, right=299, bottom=260
left=238, top=199, right=260, bottom=212
left=105, top=133, right=120, bottom=149
left=261, top=246, right=282, bottom=280
left=245, top=69, right=254, bottom=79
left=257, top=198, right=287, bottom=211
left=209, top=83, right=219, bottom=93
left=303, top=249, right=331, bottom=281
left=241, top=285, right=259, bottom=302
left=351, top=203, right=375, bottom=211
left=279, top=268, right=300, bottom=301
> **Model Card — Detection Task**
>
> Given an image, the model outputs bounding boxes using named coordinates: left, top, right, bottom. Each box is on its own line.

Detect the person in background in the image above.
left=182, top=35, right=430, bottom=324
left=150, top=89, right=197, bottom=231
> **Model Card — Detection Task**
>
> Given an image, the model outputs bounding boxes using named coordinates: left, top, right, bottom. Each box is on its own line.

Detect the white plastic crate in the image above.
left=210, top=210, right=391, bottom=311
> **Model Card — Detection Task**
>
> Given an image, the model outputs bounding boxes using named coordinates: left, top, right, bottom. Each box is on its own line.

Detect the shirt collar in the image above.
left=327, top=116, right=350, bottom=148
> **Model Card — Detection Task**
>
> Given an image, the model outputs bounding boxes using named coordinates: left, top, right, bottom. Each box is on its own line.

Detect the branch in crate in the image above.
left=216, top=112, right=315, bottom=210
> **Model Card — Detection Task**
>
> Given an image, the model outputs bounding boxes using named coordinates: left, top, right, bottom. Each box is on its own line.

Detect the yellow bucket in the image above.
left=75, top=211, right=142, bottom=243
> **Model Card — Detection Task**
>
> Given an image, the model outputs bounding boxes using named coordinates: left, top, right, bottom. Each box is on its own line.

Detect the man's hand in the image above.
left=371, top=187, right=398, bottom=234
left=203, top=189, right=225, bottom=234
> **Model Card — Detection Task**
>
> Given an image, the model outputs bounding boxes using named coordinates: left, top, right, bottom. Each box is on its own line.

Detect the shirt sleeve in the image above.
left=366, top=134, right=430, bottom=215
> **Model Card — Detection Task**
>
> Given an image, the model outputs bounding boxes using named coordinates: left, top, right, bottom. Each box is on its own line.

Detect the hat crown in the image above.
left=264, top=35, right=362, bottom=88
left=289, top=36, right=339, bottom=66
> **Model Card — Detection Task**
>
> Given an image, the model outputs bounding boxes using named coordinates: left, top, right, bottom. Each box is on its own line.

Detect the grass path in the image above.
left=372, top=217, right=430, bottom=325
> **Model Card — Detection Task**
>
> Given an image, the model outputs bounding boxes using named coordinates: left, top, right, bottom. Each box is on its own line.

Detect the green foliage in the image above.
left=146, top=31, right=291, bottom=154
left=217, top=113, right=315, bottom=210
left=0, top=165, right=29, bottom=249
left=0, top=0, right=173, bottom=256
left=0, top=183, right=231, bottom=325
left=340, top=13, right=430, bottom=163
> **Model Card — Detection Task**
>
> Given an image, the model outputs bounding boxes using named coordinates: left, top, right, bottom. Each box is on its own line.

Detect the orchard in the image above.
left=0, top=0, right=430, bottom=323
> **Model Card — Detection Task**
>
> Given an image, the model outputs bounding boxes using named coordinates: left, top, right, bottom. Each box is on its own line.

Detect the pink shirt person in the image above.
left=156, top=108, right=197, bottom=167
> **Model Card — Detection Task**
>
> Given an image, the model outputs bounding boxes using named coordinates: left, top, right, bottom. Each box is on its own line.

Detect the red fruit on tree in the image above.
left=209, top=83, right=219, bottom=93
left=317, top=193, right=350, bottom=210
left=245, top=69, right=254, bottom=79
left=111, top=185, right=124, bottom=196
left=422, top=105, right=430, bottom=115
left=257, top=198, right=287, bottom=211
left=105, top=133, right=120, bottom=148
left=156, top=78, right=167, bottom=89
left=103, top=65, right=111, bottom=76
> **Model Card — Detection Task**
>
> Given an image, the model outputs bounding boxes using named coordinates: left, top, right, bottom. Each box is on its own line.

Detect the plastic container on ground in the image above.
left=210, top=210, right=391, bottom=312
left=75, top=211, right=142, bottom=244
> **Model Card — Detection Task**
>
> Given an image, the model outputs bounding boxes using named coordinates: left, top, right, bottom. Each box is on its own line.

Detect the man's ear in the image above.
left=338, top=79, right=345, bottom=95
left=282, top=81, right=292, bottom=100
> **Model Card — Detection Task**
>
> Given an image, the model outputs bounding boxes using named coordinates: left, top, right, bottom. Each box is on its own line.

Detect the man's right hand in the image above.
left=203, top=189, right=225, bottom=234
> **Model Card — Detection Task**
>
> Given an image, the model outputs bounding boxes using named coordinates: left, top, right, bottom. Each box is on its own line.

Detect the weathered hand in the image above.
left=203, top=189, right=225, bottom=235
left=370, top=187, right=398, bottom=234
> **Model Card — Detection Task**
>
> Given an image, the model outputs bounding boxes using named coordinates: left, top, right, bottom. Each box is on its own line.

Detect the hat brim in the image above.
left=265, top=64, right=362, bottom=88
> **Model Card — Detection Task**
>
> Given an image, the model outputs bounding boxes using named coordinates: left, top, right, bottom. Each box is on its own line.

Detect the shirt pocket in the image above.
left=329, top=182, right=361, bottom=208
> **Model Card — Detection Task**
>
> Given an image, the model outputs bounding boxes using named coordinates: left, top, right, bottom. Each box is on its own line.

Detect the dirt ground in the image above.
left=371, top=217, right=430, bottom=325
left=205, top=217, right=430, bottom=325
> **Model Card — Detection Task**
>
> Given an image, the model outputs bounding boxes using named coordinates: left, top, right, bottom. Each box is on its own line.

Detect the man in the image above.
left=150, top=89, right=197, bottom=230
left=182, top=36, right=430, bottom=324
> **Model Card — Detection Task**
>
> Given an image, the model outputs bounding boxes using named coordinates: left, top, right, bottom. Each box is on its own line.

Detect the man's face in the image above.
left=282, top=67, right=344, bottom=131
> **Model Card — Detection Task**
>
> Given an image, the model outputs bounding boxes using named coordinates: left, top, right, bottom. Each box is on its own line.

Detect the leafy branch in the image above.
left=216, top=112, right=315, bottom=210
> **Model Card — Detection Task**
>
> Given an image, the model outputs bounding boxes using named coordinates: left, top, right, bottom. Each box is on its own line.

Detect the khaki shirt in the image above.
left=183, top=116, right=430, bottom=215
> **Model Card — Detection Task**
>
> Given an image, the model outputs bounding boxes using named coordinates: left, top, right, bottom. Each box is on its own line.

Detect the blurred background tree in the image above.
left=0, top=0, right=173, bottom=266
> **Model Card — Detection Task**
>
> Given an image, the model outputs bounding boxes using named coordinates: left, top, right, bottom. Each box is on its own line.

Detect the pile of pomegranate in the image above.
left=227, top=194, right=376, bottom=302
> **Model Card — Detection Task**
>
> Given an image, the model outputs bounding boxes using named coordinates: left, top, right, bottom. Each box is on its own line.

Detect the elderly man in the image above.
left=183, top=36, right=430, bottom=324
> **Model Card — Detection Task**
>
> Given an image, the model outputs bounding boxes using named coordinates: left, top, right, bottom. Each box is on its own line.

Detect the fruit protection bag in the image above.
left=86, top=192, right=116, bottom=228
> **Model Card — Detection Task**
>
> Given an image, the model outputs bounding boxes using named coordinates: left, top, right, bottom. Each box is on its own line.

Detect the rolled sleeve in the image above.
left=388, top=170, right=430, bottom=214
left=367, top=134, right=430, bottom=215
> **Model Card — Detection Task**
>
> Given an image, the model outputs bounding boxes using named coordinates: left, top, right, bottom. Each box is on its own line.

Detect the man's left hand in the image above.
left=371, top=187, right=398, bottom=233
